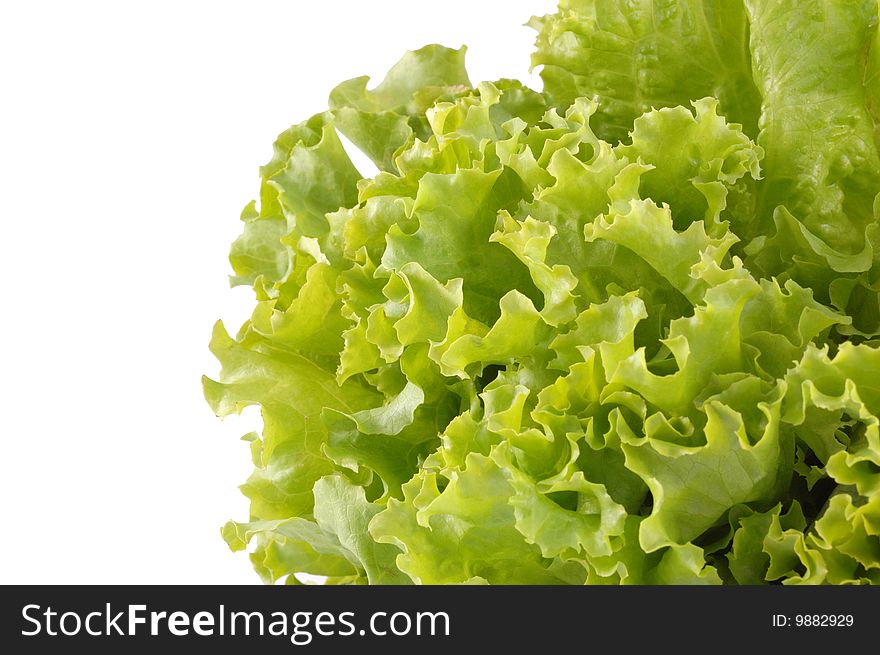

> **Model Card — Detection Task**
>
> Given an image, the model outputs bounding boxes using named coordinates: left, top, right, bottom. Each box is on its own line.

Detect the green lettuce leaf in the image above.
left=530, top=0, right=761, bottom=143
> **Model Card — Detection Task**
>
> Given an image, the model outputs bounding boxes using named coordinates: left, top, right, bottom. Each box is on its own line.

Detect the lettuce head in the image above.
left=205, top=0, right=880, bottom=585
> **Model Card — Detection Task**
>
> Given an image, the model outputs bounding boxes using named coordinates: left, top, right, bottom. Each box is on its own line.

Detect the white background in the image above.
left=0, top=0, right=556, bottom=584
